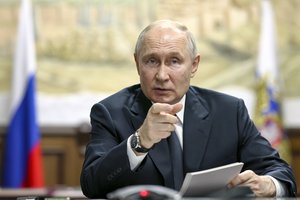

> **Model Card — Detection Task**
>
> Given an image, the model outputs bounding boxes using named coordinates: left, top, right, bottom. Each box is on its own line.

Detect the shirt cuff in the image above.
left=127, top=134, right=147, bottom=171
left=267, top=175, right=287, bottom=197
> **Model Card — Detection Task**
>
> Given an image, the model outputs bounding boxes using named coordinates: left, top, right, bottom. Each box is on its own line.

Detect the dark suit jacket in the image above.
left=80, top=84, right=297, bottom=198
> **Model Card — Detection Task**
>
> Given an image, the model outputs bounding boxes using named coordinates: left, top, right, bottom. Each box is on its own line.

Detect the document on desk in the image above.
left=180, top=162, right=244, bottom=197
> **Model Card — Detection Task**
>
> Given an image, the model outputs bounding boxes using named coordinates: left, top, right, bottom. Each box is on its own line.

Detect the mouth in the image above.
left=153, top=87, right=172, bottom=94
left=151, top=87, right=176, bottom=103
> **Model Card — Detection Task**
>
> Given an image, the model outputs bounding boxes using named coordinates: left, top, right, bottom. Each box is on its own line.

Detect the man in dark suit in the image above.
left=80, top=20, right=297, bottom=198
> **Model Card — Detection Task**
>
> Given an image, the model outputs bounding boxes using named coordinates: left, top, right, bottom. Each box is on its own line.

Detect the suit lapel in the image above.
left=183, top=89, right=212, bottom=173
left=130, top=90, right=152, bottom=130
left=129, top=89, right=173, bottom=188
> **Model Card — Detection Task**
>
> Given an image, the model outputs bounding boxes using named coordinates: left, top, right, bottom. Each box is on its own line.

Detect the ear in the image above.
left=134, top=53, right=141, bottom=75
left=190, top=54, right=200, bottom=78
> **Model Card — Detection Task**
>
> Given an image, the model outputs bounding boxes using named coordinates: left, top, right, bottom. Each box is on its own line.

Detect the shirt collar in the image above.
left=176, top=95, right=186, bottom=124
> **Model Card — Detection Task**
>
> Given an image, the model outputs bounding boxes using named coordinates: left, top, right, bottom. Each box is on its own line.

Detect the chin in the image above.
left=151, top=96, right=176, bottom=104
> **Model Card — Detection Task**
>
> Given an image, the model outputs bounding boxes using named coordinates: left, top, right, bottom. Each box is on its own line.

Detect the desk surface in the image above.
left=0, top=188, right=298, bottom=200
left=0, top=187, right=85, bottom=200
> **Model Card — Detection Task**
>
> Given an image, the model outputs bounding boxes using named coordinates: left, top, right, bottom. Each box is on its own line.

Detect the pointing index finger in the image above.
left=151, top=103, right=183, bottom=115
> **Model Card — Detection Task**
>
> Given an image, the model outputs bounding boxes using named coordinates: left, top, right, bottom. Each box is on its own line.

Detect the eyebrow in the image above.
left=142, top=51, right=184, bottom=58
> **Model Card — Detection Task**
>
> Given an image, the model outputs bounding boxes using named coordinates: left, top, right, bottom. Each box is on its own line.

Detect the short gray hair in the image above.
left=134, top=20, right=198, bottom=58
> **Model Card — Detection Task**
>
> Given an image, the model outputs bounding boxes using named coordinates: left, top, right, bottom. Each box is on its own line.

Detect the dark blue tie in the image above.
left=168, top=131, right=184, bottom=190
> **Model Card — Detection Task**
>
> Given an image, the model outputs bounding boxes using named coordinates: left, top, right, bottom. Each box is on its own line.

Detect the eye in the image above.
left=169, top=57, right=181, bottom=67
left=171, top=58, right=179, bottom=64
left=145, top=57, right=158, bottom=66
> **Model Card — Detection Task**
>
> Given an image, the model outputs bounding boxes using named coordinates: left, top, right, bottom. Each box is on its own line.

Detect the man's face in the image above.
left=135, top=26, right=200, bottom=104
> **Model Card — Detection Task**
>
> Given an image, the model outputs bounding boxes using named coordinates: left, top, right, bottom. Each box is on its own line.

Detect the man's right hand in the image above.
left=137, top=102, right=183, bottom=149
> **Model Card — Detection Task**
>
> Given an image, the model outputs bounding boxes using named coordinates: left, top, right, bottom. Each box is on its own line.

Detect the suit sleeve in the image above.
left=236, top=99, right=297, bottom=197
left=80, top=103, right=135, bottom=198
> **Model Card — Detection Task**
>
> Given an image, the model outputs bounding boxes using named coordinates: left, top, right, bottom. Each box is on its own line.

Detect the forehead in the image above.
left=141, top=26, right=188, bottom=52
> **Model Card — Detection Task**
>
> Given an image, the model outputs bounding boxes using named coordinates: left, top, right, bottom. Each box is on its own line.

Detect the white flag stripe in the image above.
left=11, top=0, right=36, bottom=116
left=257, top=0, right=278, bottom=84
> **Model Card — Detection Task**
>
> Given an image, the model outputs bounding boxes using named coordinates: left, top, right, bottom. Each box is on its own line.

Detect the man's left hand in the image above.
left=227, top=170, right=276, bottom=197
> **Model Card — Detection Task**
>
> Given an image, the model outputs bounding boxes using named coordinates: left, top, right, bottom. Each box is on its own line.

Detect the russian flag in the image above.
left=2, top=0, right=44, bottom=187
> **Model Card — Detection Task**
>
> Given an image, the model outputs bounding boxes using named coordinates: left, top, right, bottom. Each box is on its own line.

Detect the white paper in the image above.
left=180, top=162, right=244, bottom=197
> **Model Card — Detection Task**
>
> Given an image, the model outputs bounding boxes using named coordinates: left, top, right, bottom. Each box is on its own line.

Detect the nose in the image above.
left=155, top=65, right=169, bottom=82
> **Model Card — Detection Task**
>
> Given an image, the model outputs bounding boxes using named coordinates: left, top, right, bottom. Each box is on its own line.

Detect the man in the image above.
left=80, top=20, right=297, bottom=198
